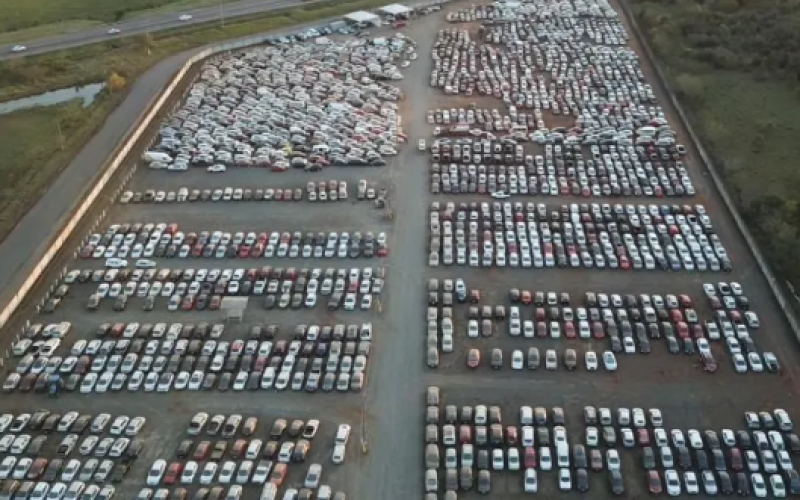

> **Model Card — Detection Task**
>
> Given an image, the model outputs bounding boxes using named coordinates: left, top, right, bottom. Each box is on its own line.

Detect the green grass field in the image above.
left=630, top=0, right=800, bottom=287
left=0, top=95, right=122, bottom=241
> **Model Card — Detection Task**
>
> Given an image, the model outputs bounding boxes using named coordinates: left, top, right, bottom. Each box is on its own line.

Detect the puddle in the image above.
left=0, top=83, right=105, bottom=115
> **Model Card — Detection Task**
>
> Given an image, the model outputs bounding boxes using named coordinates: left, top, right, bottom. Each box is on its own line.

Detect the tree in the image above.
left=673, top=73, right=705, bottom=101
left=107, top=71, right=127, bottom=92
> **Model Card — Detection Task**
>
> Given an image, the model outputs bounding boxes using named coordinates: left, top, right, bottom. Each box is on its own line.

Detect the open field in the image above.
left=0, top=94, right=123, bottom=243
left=628, top=0, right=800, bottom=295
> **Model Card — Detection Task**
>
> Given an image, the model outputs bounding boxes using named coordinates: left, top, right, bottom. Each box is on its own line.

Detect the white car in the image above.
left=733, top=353, right=748, bottom=373
left=684, top=471, right=700, bottom=495
left=11, top=45, right=26, bottom=52
left=770, top=474, right=786, bottom=497
left=558, top=468, right=571, bottom=491
left=332, top=444, right=346, bottom=464
left=200, top=462, right=218, bottom=485
left=418, top=139, right=426, bottom=151
left=511, top=350, right=524, bottom=370
left=602, top=351, right=617, bottom=371
left=585, top=351, right=598, bottom=370
left=181, top=461, right=198, bottom=484
left=146, top=460, right=166, bottom=486
left=665, top=469, right=681, bottom=496
left=524, top=468, right=538, bottom=493
left=752, top=473, right=767, bottom=497
left=179, top=14, right=193, bottom=21
left=107, top=28, right=121, bottom=34
left=304, top=464, right=322, bottom=489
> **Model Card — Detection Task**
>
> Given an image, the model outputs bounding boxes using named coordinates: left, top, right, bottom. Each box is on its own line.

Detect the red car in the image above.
left=164, top=462, right=182, bottom=485
left=467, top=349, right=480, bottom=368
left=181, top=295, right=195, bottom=311
left=209, top=296, right=221, bottom=311
left=79, top=246, right=94, bottom=258
left=647, top=471, right=662, bottom=494
left=563, top=322, right=576, bottom=339
left=592, top=322, right=605, bottom=339
left=524, top=447, right=537, bottom=468
left=676, top=322, right=689, bottom=339
left=619, top=256, right=630, bottom=270
left=520, top=291, right=532, bottom=305
left=238, top=246, right=251, bottom=258
left=269, top=463, right=287, bottom=487
left=377, top=245, right=388, bottom=257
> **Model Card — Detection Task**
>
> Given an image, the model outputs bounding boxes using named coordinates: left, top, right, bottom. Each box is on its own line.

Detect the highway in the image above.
left=0, top=0, right=314, bottom=59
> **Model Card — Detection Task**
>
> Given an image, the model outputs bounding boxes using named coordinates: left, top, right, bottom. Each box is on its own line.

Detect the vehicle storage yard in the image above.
left=3, top=0, right=800, bottom=499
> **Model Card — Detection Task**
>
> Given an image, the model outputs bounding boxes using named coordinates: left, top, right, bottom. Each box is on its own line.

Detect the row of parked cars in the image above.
left=75, top=266, right=385, bottom=312
left=119, top=180, right=353, bottom=205
left=429, top=201, right=730, bottom=271
left=6, top=330, right=372, bottom=394
left=459, top=347, right=618, bottom=372
left=146, top=34, right=409, bottom=172
left=429, top=143, right=693, bottom=199
left=81, top=228, right=388, bottom=261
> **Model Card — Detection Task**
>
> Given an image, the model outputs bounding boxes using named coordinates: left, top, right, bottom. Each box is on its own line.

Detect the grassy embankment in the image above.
left=629, top=0, right=800, bottom=288
left=0, top=0, right=390, bottom=242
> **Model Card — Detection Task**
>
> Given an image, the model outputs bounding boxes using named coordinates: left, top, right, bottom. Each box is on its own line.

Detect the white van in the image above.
left=105, top=258, right=128, bottom=269
left=335, top=424, right=351, bottom=445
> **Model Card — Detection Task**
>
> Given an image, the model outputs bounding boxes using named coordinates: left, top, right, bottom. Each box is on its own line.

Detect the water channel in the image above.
left=0, top=83, right=105, bottom=115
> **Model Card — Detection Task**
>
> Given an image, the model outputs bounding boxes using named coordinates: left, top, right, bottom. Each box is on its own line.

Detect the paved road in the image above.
left=0, top=0, right=315, bottom=59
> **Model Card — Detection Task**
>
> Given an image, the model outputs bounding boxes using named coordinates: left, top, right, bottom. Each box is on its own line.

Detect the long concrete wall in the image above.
left=617, top=0, right=800, bottom=338
left=0, top=1, right=446, bottom=335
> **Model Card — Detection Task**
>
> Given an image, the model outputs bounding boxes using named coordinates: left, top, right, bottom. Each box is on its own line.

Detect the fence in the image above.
left=616, top=0, right=800, bottom=339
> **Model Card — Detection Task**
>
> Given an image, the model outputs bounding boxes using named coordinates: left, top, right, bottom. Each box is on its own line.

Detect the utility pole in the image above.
left=56, top=118, right=65, bottom=151
left=219, top=0, right=226, bottom=28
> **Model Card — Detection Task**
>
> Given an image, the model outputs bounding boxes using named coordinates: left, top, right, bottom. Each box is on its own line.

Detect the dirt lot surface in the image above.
left=1, top=1, right=800, bottom=500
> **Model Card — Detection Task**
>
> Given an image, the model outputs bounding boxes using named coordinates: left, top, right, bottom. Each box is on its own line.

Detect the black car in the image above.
left=719, top=471, right=734, bottom=494
left=735, top=471, right=750, bottom=495
left=576, top=468, right=589, bottom=492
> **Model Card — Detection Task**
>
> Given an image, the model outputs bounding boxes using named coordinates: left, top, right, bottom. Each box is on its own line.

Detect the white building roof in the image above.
left=379, top=3, right=412, bottom=15
left=344, top=10, right=381, bottom=24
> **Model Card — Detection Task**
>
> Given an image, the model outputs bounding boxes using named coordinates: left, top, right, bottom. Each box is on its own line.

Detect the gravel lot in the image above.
left=3, top=1, right=800, bottom=500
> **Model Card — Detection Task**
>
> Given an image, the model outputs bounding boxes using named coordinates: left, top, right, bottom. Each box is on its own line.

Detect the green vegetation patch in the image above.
left=630, top=0, right=800, bottom=287
left=0, top=95, right=122, bottom=241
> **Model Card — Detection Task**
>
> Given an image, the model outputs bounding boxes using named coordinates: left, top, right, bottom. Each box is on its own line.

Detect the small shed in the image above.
left=220, top=297, right=248, bottom=323
left=379, top=3, right=412, bottom=18
left=344, top=10, right=382, bottom=27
